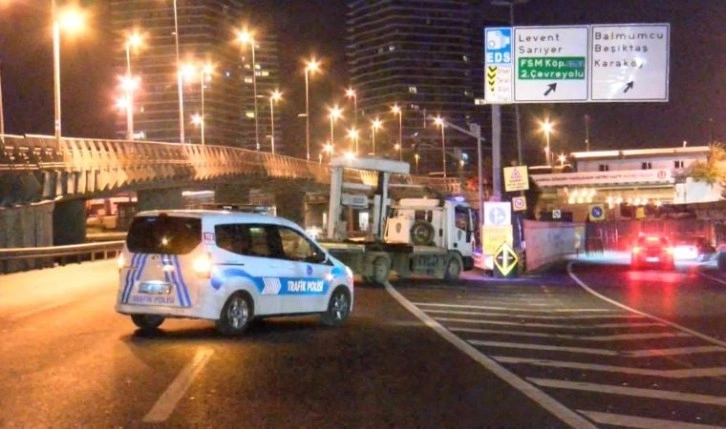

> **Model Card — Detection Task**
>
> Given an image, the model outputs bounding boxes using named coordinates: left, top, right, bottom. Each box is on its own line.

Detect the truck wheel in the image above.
left=443, top=255, right=463, bottom=281
left=131, top=314, right=165, bottom=331
left=371, top=256, right=390, bottom=285
left=216, top=292, right=253, bottom=336
left=321, top=287, right=351, bottom=327
left=411, top=221, right=435, bottom=246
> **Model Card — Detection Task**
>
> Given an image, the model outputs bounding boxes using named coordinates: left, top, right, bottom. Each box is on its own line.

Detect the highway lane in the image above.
left=0, top=261, right=566, bottom=428
left=390, top=257, right=726, bottom=428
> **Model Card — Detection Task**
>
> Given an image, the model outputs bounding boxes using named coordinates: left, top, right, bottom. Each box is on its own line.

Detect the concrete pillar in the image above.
left=137, top=188, right=184, bottom=212
left=0, top=202, right=54, bottom=272
left=53, top=199, right=87, bottom=245
left=272, top=183, right=306, bottom=225
left=215, top=183, right=250, bottom=205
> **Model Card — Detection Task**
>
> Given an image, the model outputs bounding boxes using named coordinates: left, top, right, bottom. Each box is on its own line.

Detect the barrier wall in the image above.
left=0, top=202, right=54, bottom=272
left=524, top=220, right=585, bottom=271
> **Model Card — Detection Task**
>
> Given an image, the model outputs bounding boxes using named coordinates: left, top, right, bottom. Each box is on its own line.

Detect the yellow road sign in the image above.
left=503, top=166, right=529, bottom=192
left=482, top=225, right=513, bottom=255
left=494, top=242, right=519, bottom=276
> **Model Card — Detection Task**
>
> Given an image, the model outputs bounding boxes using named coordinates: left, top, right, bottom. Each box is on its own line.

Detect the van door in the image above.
left=275, top=226, right=332, bottom=313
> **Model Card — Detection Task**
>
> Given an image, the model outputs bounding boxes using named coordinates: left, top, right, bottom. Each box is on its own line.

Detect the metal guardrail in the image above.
left=0, top=241, right=125, bottom=274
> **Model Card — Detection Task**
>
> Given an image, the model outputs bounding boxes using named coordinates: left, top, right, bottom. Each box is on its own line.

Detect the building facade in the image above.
left=110, top=1, right=281, bottom=149
left=345, top=0, right=511, bottom=174
left=531, top=146, right=723, bottom=222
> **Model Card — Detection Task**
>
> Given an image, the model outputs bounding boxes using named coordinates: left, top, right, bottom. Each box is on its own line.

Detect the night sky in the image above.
left=0, top=1, right=723, bottom=161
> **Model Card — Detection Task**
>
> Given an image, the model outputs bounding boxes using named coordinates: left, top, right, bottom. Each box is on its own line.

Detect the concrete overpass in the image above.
left=0, top=134, right=464, bottom=248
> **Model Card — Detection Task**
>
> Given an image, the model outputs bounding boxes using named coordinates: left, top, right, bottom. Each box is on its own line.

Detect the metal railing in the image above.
left=0, top=241, right=124, bottom=274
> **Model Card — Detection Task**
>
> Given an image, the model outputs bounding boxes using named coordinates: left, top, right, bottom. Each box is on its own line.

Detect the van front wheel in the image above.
left=216, top=292, right=253, bottom=336
left=321, top=288, right=351, bottom=327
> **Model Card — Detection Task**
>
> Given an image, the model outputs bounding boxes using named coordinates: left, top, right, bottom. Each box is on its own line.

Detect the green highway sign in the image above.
left=518, top=57, right=586, bottom=80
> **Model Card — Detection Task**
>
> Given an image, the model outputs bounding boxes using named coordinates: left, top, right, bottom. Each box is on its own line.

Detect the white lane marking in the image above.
left=700, top=271, right=726, bottom=286
left=451, top=327, right=689, bottom=341
left=143, top=348, right=214, bottom=423
left=579, top=410, right=726, bottom=429
left=471, top=340, right=618, bottom=356
left=494, top=356, right=726, bottom=378
left=425, top=309, right=643, bottom=320
left=384, top=282, right=597, bottom=429
left=624, top=346, right=726, bottom=357
left=436, top=317, right=663, bottom=329
left=568, top=262, right=726, bottom=349
left=413, top=302, right=618, bottom=313
left=530, top=378, right=726, bottom=406
left=472, top=341, right=724, bottom=358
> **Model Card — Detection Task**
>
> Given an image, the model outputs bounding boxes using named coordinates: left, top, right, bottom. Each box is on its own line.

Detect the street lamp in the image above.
left=0, top=61, right=5, bottom=139
left=172, top=0, right=184, bottom=144
left=191, top=112, right=204, bottom=144
left=370, top=118, right=382, bottom=156
left=237, top=29, right=260, bottom=151
left=183, top=62, right=213, bottom=145
left=391, top=104, right=403, bottom=160
left=414, top=153, right=420, bottom=175
left=52, top=2, right=85, bottom=145
left=541, top=119, right=554, bottom=166
left=304, top=58, right=320, bottom=160
left=269, top=89, right=282, bottom=154
left=328, top=105, right=342, bottom=154
left=434, top=116, right=447, bottom=179
left=345, top=87, right=357, bottom=129
left=124, top=31, right=142, bottom=140
left=347, top=128, right=359, bottom=154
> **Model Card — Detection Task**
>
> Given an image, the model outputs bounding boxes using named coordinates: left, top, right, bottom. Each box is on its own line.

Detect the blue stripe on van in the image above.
left=171, top=255, right=192, bottom=307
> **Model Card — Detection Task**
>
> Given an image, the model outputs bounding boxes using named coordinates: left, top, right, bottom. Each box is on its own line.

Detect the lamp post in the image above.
left=199, top=62, right=212, bottom=145
left=328, top=105, right=342, bottom=154
left=172, top=0, right=184, bottom=144
left=304, top=58, right=320, bottom=161
left=541, top=119, right=554, bottom=166
left=124, top=32, right=142, bottom=140
left=52, top=2, right=85, bottom=145
left=345, top=87, right=357, bottom=129
left=370, top=118, right=382, bottom=156
left=347, top=128, right=359, bottom=154
left=269, top=89, right=282, bottom=155
left=391, top=104, right=402, bottom=160
left=434, top=116, right=447, bottom=179
left=237, top=30, right=259, bottom=151
left=191, top=113, right=203, bottom=145
left=0, top=61, right=4, bottom=139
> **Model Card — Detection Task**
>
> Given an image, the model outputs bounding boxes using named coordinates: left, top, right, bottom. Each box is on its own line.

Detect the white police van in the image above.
left=115, top=209, right=354, bottom=336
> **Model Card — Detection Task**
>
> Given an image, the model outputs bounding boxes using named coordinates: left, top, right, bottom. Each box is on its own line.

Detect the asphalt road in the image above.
left=1, top=256, right=725, bottom=428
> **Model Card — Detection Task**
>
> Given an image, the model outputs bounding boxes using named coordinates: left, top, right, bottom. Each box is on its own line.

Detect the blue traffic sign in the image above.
left=485, top=27, right=513, bottom=65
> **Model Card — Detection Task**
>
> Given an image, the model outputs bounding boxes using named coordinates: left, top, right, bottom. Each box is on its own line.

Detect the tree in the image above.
left=688, top=142, right=726, bottom=186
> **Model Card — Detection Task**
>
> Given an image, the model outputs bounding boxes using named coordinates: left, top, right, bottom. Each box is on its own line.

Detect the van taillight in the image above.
left=192, top=252, right=213, bottom=278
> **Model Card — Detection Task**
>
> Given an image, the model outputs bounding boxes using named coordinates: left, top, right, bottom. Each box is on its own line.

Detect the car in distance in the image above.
left=116, top=209, right=354, bottom=336
left=672, top=236, right=715, bottom=261
left=631, top=235, right=675, bottom=270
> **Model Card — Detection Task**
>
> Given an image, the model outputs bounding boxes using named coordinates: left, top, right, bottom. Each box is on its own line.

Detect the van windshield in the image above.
left=127, top=215, right=202, bottom=254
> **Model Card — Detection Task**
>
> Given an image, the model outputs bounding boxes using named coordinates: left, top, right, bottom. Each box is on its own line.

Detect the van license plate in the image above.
left=139, top=281, right=172, bottom=295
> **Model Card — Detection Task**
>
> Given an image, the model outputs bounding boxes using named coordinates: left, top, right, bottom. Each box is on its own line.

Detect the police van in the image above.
left=115, top=209, right=354, bottom=336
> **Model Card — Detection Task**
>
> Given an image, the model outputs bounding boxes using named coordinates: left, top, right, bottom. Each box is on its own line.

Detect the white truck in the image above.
left=319, top=156, right=476, bottom=285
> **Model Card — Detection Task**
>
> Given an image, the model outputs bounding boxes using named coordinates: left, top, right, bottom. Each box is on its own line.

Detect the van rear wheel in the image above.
left=131, top=314, right=165, bottom=331
left=216, top=292, right=253, bottom=336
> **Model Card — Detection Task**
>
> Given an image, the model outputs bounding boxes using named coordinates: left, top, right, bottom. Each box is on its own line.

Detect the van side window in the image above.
left=248, top=226, right=273, bottom=257
left=278, top=227, right=326, bottom=263
left=214, top=224, right=251, bottom=256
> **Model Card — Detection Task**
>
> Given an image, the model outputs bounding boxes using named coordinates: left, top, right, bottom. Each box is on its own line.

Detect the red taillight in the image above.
left=665, top=246, right=674, bottom=255
left=192, top=252, right=213, bottom=278
left=632, top=246, right=641, bottom=254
